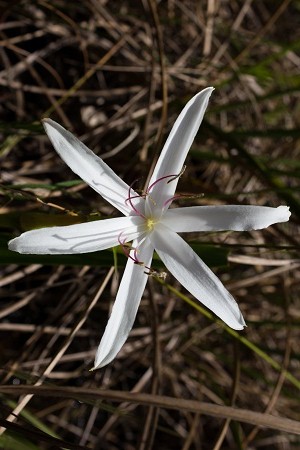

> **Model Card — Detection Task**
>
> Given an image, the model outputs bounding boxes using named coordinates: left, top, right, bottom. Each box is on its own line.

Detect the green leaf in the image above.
left=0, top=433, right=40, bottom=450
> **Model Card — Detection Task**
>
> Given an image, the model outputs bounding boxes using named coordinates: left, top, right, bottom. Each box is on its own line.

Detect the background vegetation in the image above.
left=0, top=1, right=299, bottom=448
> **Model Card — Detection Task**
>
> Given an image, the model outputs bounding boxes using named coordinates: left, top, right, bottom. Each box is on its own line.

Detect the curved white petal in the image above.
left=146, top=87, right=214, bottom=213
left=93, top=238, right=153, bottom=369
left=43, top=119, right=138, bottom=215
left=151, top=224, right=246, bottom=330
left=8, top=216, right=144, bottom=254
left=162, top=205, right=291, bottom=232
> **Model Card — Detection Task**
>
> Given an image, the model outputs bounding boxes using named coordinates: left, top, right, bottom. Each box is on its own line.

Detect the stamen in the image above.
left=163, top=194, right=181, bottom=209
left=133, top=246, right=140, bottom=263
left=118, top=233, right=129, bottom=256
left=125, top=179, right=146, bottom=219
left=167, top=165, right=186, bottom=184
left=144, top=268, right=167, bottom=279
left=118, top=232, right=140, bottom=264
left=118, top=232, right=151, bottom=266
left=118, top=232, right=166, bottom=275
left=145, top=193, right=156, bottom=206
left=147, top=165, right=186, bottom=193
left=163, top=192, right=205, bottom=209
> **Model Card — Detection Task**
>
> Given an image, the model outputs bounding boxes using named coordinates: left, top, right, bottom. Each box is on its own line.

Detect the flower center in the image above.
left=146, top=217, right=156, bottom=231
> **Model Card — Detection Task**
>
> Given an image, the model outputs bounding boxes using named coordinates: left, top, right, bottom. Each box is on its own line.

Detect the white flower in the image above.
left=8, top=87, right=291, bottom=369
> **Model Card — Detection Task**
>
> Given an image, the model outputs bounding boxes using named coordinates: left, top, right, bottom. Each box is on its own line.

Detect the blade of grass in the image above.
left=0, top=385, right=299, bottom=436
left=155, top=279, right=300, bottom=391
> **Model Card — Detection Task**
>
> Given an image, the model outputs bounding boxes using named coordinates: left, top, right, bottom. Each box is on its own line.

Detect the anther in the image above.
left=144, top=269, right=167, bottom=279
left=167, top=165, right=186, bottom=184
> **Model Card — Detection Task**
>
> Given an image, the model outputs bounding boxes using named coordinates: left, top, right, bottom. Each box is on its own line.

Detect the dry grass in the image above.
left=0, top=1, right=300, bottom=449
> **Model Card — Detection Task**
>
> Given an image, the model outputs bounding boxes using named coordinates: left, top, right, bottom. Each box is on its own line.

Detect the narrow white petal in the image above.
left=151, top=224, right=246, bottom=330
left=43, top=119, right=138, bottom=215
left=93, top=238, right=153, bottom=369
left=8, top=216, right=143, bottom=254
left=146, top=87, right=214, bottom=212
left=162, top=205, right=291, bottom=232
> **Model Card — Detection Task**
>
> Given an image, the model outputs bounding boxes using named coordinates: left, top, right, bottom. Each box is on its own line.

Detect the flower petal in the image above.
left=151, top=224, right=246, bottom=330
left=162, top=205, right=291, bottom=232
left=8, top=216, right=143, bottom=254
left=146, top=87, right=214, bottom=212
left=43, top=119, right=138, bottom=215
left=93, top=238, right=153, bottom=369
